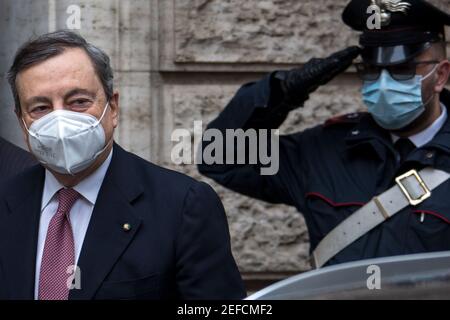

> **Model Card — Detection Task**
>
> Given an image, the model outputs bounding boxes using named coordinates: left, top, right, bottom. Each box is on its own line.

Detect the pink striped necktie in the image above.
left=38, top=188, right=80, bottom=300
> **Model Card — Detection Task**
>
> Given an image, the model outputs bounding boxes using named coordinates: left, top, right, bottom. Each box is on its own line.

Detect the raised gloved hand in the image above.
left=276, top=46, right=361, bottom=109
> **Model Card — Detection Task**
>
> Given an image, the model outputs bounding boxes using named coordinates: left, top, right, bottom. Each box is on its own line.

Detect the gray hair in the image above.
left=7, top=30, right=114, bottom=114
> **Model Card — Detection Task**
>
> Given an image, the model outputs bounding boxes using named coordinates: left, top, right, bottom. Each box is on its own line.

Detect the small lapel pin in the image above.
left=123, top=223, right=132, bottom=232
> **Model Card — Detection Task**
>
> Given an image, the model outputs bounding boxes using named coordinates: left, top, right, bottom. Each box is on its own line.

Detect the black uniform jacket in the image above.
left=198, top=73, right=450, bottom=266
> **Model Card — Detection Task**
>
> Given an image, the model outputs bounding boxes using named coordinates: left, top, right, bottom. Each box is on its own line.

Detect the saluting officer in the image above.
left=198, top=0, right=450, bottom=268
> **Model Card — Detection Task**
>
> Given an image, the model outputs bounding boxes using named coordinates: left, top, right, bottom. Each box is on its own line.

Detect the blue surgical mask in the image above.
left=362, top=66, right=437, bottom=130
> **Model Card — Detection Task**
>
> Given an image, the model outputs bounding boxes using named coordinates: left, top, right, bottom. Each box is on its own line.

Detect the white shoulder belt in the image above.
left=311, top=168, right=450, bottom=268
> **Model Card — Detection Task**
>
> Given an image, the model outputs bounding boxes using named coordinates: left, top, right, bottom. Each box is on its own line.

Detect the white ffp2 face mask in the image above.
left=23, top=103, right=110, bottom=175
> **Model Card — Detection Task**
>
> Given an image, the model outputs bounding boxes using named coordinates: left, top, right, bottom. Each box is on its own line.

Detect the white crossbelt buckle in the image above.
left=395, top=169, right=431, bottom=206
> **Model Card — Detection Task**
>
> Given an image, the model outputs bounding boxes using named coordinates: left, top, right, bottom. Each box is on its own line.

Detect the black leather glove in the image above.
left=275, top=46, right=361, bottom=109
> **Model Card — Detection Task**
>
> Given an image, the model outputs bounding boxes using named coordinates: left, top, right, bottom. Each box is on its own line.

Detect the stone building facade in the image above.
left=1, top=0, right=449, bottom=292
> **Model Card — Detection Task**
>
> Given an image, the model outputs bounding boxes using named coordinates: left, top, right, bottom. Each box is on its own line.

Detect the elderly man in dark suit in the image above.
left=0, top=30, right=245, bottom=300
left=0, top=137, right=35, bottom=179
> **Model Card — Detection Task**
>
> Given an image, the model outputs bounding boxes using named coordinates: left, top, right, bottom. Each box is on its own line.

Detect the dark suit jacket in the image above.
left=0, top=143, right=245, bottom=300
left=0, top=137, right=36, bottom=180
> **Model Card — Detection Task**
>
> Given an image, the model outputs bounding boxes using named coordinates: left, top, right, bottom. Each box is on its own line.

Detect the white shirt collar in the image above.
left=391, top=103, right=448, bottom=148
left=41, top=148, right=113, bottom=211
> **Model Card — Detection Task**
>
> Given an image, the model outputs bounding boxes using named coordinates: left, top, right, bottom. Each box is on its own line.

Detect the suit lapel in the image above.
left=2, top=166, right=44, bottom=299
left=69, top=144, right=143, bottom=300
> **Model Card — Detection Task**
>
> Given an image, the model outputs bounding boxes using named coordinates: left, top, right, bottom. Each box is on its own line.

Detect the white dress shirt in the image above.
left=34, top=149, right=113, bottom=299
left=391, top=103, right=448, bottom=147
